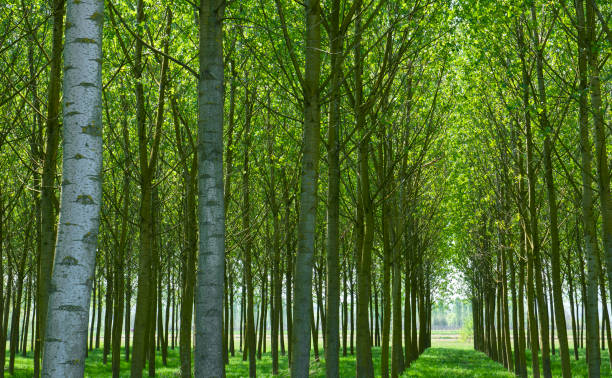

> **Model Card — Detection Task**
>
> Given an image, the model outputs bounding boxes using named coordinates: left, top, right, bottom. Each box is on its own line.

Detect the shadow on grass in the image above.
left=402, top=348, right=513, bottom=377
left=525, top=347, right=612, bottom=377
left=5, top=344, right=612, bottom=377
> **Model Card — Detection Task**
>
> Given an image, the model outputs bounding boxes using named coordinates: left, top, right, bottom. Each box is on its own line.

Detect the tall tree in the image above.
left=290, top=0, right=323, bottom=376
left=35, top=0, right=65, bottom=374
left=575, top=0, right=601, bottom=375
left=530, top=5, right=571, bottom=376
left=194, top=0, right=226, bottom=376
left=42, top=0, right=104, bottom=374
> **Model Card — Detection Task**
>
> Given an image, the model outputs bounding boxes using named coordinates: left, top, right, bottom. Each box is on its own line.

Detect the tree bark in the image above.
left=42, top=0, right=104, bottom=373
left=530, top=6, right=570, bottom=374
left=575, top=1, right=601, bottom=375
left=290, top=0, right=322, bottom=375
left=585, top=0, right=612, bottom=322
left=10, top=238, right=27, bottom=374
left=112, top=121, right=129, bottom=378
left=242, top=87, right=256, bottom=377
left=35, top=0, right=65, bottom=374
left=324, top=0, right=343, bottom=374
left=517, top=16, right=541, bottom=377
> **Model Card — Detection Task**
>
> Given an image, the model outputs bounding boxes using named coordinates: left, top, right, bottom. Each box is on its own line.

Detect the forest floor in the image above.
left=401, top=348, right=513, bottom=377
left=4, top=333, right=612, bottom=376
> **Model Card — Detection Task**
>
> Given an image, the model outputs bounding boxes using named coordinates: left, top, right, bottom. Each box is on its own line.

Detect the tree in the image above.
left=42, top=0, right=104, bottom=375
left=290, top=0, right=323, bottom=376
left=194, top=0, right=226, bottom=376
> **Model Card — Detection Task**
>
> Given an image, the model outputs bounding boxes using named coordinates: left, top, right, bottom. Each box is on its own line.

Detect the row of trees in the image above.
left=451, top=0, right=612, bottom=377
left=0, top=0, right=456, bottom=377
left=2, top=0, right=610, bottom=377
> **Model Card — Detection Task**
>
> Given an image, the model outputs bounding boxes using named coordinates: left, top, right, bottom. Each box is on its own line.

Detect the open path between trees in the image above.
left=402, top=348, right=513, bottom=377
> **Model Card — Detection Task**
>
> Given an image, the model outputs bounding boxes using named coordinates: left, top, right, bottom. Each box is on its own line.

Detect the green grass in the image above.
left=5, top=347, right=380, bottom=377
left=402, top=348, right=513, bottom=377
left=4, top=336, right=612, bottom=376
left=525, top=347, right=612, bottom=377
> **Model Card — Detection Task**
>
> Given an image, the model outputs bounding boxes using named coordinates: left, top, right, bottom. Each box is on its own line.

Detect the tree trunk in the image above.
left=600, top=273, right=612, bottom=368
left=290, top=0, right=322, bottom=375
left=112, top=125, right=129, bottom=377
left=1, top=261, right=12, bottom=376
left=324, top=0, right=342, bottom=375
left=585, top=0, right=612, bottom=320
left=10, top=243, right=27, bottom=374
left=575, top=1, right=601, bottom=375
left=568, top=253, right=579, bottom=360
left=354, top=5, right=375, bottom=375
left=35, top=0, right=65, bottom=374
left=517, top=16, right=541, bottom=377
left=90, top=278, right=96, bottom=351
left=173, top=103, right=197, bottom=377
left=103, top=262, right=113, bottom=365
left=530, top=7, right=570, bottom=374
left=500, top=241, right=513, bottom=371
left=96, top=280, right=102, bottom=349
left=311, top=302, right=320, bottom=361
left=404, top=232, right=412, bottom=365
left=21, top=277, right=32, bottom=357
left=242, top=87, right=256, bottom=377
left=257, top=275, right=267, bottom=360
left=230, top=279, right=235, bottom=356
left=41, top=0, right=104, bottom=373
left=130, top=0, right=166, bottom=374
left=125, top=268, right=131, bottom=362
left=381, top=197, right=391, bottom=378
left=284, top=194, right=293, bottom=364
left=342, top=267, right=348, bottom=357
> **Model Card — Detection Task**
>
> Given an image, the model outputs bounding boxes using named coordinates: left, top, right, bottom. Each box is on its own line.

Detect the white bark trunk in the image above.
left=42, top=0, right=103, bottom=376
left=194, top=0, right=225, bottom=376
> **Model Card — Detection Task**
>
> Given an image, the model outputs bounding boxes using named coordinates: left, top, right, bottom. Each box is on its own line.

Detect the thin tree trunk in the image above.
left=130, top=0, right=167, bottom=373
left=279, top=292, right=284, bottom=356
left=501, top=241, right=513, bottom=371
left=257, top=276, right=267, bottom=360
left=112, top=128, right=129, bottom=377
left=103, top=263, right=113, bottom=365
left=354, top=5, right=375, bottom=374
left=230, top=279, right=235, bottom=356
left=125, top=269, right=131, bottom=362
left=517, top=16, right=541, bottom=377
left=343, top=267, right=348, bottom=357
left=1, top=262, right=12, bottom=376
left=10, top=243, right=27, bottom=374
left=311, top=301, right=320, bottom=361
left=381, top=195, right=392, bottom=377
left=242, top=87, right=256, bottom=377
left=600, top=273, right=612, bottom=367
left=530, top=7, right=570, bottom=373
left=404, top=232, right=412, bottom=365
left=96, top=279, right=102, bottom=349
left=35, top=0, right=65, bottom=374
left=575, top=1, right=601, bottom=374
left=90, top=278, right=96, bottom=351
left=585, top=0, right=612, bottom=320
left=285, top=197, right=293, bottom=365
left=21, top=277, right=31, bottom=356
left=162, top=266, right=169, bottom=364
left=568, top=254, right=579, bottom=360
left=325, top=0, right=343, bottom=374
left=351, top=265, right=355, bottom=356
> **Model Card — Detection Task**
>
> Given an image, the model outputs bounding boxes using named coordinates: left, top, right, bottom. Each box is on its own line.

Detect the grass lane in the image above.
left=402, top=348, right=512, bottom=377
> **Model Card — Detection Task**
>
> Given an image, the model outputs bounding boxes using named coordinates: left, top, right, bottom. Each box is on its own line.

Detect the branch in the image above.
left=108, top=0, right=199, bottom=79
